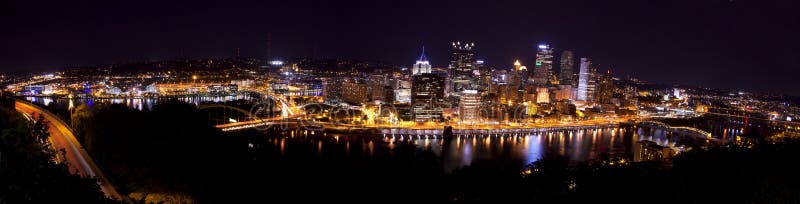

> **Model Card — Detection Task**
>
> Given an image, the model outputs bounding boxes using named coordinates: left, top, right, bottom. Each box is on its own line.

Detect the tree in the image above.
left=0, top=94, right=115, bottom=203
left=70, top=104, right=93, bottom=145
left=30, top=114, right=50, bottom=149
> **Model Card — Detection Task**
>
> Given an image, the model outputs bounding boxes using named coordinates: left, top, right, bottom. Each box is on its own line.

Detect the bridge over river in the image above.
left=635, top=120, right=720, bottom=143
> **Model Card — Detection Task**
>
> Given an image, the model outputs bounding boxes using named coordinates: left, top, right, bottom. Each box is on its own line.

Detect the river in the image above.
left=25, top=95, right=759, bottom=202
left=224, top=126, right=683, bottom=173
left=24, top=94, right=256, bottom=111
left=23, top=95, right=742, bottom=173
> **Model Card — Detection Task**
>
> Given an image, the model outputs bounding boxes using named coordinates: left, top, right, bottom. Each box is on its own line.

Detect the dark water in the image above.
left=24, top=96, right=698, bottom=172
left=24, top=95, right=255, bottom=111
left=229, top=127, right=678, bottom=173
left=21, top=96, right=781, bottom=202
left=24, top=96, right=757, bottom=171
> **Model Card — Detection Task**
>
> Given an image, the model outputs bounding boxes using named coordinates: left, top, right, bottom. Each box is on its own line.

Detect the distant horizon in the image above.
left=5, top=54, right=800, bottom=99
left=3, top=0, right=799, bottom=95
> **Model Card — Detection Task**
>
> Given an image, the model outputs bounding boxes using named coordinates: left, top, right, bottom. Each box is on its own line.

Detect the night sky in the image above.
left=2, top=0, right=799, bottom=95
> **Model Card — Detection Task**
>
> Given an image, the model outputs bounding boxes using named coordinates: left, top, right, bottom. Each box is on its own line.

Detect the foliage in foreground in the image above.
left=0, top=94, right=113, bottom=203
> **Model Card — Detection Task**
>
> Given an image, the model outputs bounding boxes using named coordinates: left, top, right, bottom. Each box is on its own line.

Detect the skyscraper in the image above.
left=476, top=60, right=489, bottom=91
left=536, top=87, right=550, bottom=103
left=458, top=90, right=481, bottom=124
left=449, top=41, right=478, bottom=93
left=595, top=69, right=614, bottom=104
left=411, top=73, right=445, bottom=122
left=559, top=50, right=576, bottom=86
left=412, top=47, right=432, bottom=75
left=342, top=79, right=369, bottom=104
left=577, top=58, right=594, bottom=102
left=623, top=85, right=638, bottom=107
left=533, top=44, right=554, bottom=85
left=587, top=60, right=597, bottom=102
left=323, top=77, right=344, bottom=104
left=506, top=60, right=527, bottom=105
left=555, top=84, right=576, bottom=101
left=368, top=74, right=387, bottom=102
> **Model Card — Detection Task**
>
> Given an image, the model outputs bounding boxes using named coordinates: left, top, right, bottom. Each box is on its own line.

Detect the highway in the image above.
left=14, top=100, right=123, bottom=201
left=216, top=112, right=631, bottom=133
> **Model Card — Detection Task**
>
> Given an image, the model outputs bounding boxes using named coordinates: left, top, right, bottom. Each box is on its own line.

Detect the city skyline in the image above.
left=4, top=1, right=800, bottom=203
left=2, top=0, right=800, bottom=96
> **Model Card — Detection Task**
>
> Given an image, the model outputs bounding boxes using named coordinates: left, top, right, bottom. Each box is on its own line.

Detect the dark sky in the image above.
left=2, top=0, right=799, bottom=95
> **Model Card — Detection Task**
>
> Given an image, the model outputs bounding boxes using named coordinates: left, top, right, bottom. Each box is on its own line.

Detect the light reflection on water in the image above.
left=25, top=95, right=254, bottom=111
left=261, top=127, right=674, bottom=172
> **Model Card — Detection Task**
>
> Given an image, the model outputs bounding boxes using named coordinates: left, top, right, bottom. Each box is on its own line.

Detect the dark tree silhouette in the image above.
left=0, top=93, right=115, bottom=203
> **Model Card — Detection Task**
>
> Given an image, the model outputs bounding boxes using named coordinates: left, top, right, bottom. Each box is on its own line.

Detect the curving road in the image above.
left=14, top=100, right=123, bottom=200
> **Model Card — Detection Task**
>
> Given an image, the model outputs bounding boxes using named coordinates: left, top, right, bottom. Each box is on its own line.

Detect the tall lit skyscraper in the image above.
left=458, top=90, right=481, bottom=124
left=507, top=60, right=527, bottom=105
left=412, top=47, right=431, bottom=75
left=533, top=44, right=554, bottom=85
left=411, top=73, right=445, bottom=122
left=476, top=60, right=489, bottom=91
left=577, top=58, right=592, bottom=101
left=449, top=41, right=478, bottom=93
left=587, top=60, right=597, bottom=102
left=559, top=50, right=575, bottom=86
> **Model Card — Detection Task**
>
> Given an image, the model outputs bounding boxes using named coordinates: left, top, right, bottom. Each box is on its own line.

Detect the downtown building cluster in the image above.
left=7, top=42, right=797, bottom=128
left=318, top=42, right=640, bottom=125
